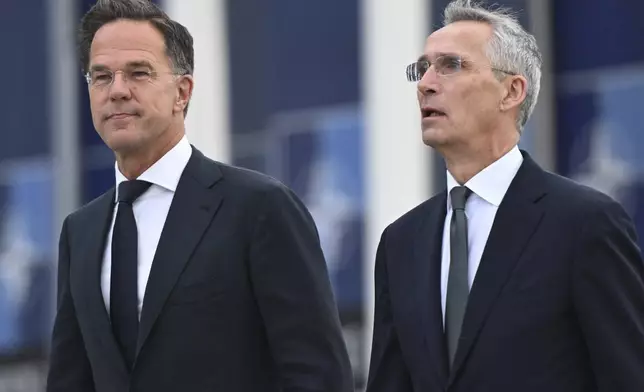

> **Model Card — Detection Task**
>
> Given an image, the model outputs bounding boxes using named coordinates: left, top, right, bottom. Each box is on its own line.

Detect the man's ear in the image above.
left=500, top=74, right=527, bottom=113
left=174, top=75, right=194, bottom=115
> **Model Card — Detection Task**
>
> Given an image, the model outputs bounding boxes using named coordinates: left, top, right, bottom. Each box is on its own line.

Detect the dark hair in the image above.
left=78, top=0, right=194, bottom=115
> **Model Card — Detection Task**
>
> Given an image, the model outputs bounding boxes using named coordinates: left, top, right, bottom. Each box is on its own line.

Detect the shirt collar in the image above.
left=446, top=144, right=523, bottom=210
left=115, top=135, right=192, bottom=199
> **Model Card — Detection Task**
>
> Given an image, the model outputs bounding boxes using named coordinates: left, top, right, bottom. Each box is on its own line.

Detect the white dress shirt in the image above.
left=101, top=136, right=192, bottom=317
left=440, top=145, right=523, bottom=324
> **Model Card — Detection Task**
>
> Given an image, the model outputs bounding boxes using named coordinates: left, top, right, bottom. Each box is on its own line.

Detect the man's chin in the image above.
left=104, top=131, right=145, bottom=154
left=421, top=127, right=450, bottom=148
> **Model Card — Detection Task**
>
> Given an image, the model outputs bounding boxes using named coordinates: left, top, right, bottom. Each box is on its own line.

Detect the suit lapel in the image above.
left=73, top=188, right=129, bottom=375
left=136, top=148, right=224, bottom=357
left=448, top=153, right=547, bottom=384
left=415, top=193, right=450, bottom=386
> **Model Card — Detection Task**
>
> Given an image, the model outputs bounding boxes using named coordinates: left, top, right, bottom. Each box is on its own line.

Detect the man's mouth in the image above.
left=421, top=108, right=446, bottom=118
left=107, top=112, right=137, bottom=120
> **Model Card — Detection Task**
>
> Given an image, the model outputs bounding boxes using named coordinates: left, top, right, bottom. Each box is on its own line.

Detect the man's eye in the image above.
left=131, top=71, right=151, bottom=79
left=443, top=59, right=460, bottom=69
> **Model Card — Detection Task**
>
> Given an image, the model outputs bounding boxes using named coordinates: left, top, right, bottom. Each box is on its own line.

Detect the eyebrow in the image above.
left=89, top=60, right=155, bottom=72
left=417, top=52, right=462, bottom=62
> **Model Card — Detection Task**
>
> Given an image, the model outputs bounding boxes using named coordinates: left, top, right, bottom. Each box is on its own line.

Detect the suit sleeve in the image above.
left=248, top=183, right=354, bottom=392
left=573, top=198, right=644, bottom=391
left=366, top=228, right=413, bottom=392
left=46, top=217, right=95, bottom=392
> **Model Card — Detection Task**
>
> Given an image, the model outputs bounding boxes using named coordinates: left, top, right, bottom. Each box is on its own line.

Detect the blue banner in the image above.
left=553, top=0, right=644, bottom=248
left=0, top=0, right=54, bottom=362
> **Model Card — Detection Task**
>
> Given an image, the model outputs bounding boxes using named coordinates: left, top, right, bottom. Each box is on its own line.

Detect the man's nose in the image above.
left=417, top=68, right=439, bottom=96
left=109, top=72, right=132, bottom=100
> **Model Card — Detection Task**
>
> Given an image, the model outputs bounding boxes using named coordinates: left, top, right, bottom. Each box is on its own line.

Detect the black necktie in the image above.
left=445, top=185, right=472, bottom=368
left=111, top=179, right=151, bottom=370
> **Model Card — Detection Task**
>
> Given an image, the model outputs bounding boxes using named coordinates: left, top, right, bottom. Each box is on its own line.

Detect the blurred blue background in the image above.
left=1, top=0, right=643, bottom=390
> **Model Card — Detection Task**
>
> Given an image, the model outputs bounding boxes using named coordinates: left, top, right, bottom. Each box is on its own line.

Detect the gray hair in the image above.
left=443, top=0, right=542, bottom=131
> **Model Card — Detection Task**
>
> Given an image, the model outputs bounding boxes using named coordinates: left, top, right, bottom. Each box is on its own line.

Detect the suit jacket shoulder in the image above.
left=386, top=192, right=446, bottom=237
left=63, top=189, right=114, bottom=236
left=540, top=169, right=630, bottom=222
left=213, top=159, right=292, bottom=196
left=198, top=158, right=313, bottom=231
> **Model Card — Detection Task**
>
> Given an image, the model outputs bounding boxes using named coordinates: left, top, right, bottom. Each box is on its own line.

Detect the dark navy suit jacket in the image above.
left=46, top=147, right=353, bottom=392
left=367, top=151, right=644, bottom=392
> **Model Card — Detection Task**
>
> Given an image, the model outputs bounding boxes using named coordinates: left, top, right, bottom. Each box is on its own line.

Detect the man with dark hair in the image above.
left=46, top=1, right=353, bottom=391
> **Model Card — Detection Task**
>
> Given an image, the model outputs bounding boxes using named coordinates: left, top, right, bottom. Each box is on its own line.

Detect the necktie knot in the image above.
left=450, top=186, right=471, bottom=211
left=118, top=180, right=152, bottom=204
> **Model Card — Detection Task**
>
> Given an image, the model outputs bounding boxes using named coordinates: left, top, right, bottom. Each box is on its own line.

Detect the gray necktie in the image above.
left=445, top=185, right=472, bottom=368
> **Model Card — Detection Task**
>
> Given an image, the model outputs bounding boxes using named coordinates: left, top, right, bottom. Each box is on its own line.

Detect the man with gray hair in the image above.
left=367, top=1, right=644, bottom=391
